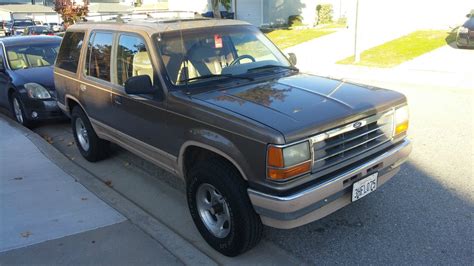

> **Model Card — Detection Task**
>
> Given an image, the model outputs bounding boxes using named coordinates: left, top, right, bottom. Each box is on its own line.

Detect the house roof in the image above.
left=0, top=4, right=56, bottom=14
left=88, top=3, right=133, bottom=14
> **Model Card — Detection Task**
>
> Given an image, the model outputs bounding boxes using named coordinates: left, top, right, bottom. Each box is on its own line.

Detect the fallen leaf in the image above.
left=20, top=231, right=32, bottom=238
left=81, top=197, right=88, bottom=201
left=67, top=141, right=75, bottom=147
left=12, top=177, right=23, bottom=181
left=124, top=162, right=130, bottom=167
left=104, top=180, right=113, bottom=187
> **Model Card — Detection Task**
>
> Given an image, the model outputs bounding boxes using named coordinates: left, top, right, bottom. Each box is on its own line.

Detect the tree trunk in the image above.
left=212, top=0, right=222, bottom=19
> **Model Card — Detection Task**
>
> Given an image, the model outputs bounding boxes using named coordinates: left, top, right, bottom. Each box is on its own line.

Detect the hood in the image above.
left=192, top=73, right=406, bottom=142
left=12, top=66, right=55, bottom=89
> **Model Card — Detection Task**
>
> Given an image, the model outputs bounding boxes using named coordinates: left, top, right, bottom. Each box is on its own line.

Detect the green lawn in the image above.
left=266, top=28, right=335, bottom=50
left=337, top=30, right=457, bottom=68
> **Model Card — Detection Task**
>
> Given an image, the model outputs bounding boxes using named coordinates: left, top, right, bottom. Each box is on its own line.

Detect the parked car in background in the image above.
left=0, top=36, right=64, bottom=126
left=11, top=19, right=35, bottom=35
left=47, top=22, right=62, bottom=32
left=34, top=20, right=43, bottom=25
left=23, top=26, right=55, bottom=36
left=3, top=21, right=12, bottom=36
left=55, top=19, right=411, bottom=256
left=456, top=13, right=474, bottom=48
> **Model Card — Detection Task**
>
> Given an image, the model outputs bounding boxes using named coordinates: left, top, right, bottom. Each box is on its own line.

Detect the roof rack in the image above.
left=83, top=10, right=198, bottom=23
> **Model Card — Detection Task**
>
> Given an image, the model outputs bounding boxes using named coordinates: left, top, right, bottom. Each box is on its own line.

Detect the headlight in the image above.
left=267, top=141, right=311, bottom=180
left=459, top=26, right=469, bottom=34
left=394, top=105, right=409, bottom=136
left=24, top=83, right=51, bottom=99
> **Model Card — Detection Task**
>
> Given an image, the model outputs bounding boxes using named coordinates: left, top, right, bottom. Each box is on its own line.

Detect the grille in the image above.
left=311, top=112, right=394, bottom=173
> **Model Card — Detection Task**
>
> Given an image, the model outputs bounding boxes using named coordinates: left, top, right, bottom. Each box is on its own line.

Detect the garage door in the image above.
left=236, top=0, right=262, bottom=26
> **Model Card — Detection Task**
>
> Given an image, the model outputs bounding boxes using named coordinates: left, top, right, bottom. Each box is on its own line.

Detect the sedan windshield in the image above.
left=157, top=25, right=291, bottom=87
left=6, top=43, right=59, bottom=70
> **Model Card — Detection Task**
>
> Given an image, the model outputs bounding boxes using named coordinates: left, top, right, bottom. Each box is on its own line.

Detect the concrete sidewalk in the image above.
left=0, top=115, right=209, bottom=265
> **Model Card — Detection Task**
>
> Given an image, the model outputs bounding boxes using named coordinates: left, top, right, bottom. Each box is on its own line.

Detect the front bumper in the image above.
left=248, top=139, right=412, bottom=229
left=21, top=97, right=65, bottom=121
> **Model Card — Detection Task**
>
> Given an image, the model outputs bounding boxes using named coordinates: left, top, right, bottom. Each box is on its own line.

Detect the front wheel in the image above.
left=186, top=158, right=263, bottom=257
left=10, top=92, right=32, bottom=127
left=71, top=106, right=109, bottom=162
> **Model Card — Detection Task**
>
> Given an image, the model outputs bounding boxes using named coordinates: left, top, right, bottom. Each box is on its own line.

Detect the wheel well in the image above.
left=182, top=146, right=243, bottom=182
left=7, top=88, right=15, bottom=100
left=66, top=98, right=79, bottom=114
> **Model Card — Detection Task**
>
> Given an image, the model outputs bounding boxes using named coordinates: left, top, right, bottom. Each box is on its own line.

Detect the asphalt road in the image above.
left=23, top=78, right=472, bottom=264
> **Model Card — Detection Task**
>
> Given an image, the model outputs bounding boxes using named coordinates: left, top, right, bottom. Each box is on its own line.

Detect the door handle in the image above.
left=113, top=94, right=122, bottom=105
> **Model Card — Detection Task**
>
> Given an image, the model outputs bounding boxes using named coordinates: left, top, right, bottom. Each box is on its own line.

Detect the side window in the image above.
left=56, top=31, right=85, bottom=73
left=85, top=32, right=113, bottom=82
left=116, top=34, right=153, bottom=86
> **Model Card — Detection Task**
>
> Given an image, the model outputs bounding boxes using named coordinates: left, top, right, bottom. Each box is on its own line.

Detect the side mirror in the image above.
left=288, top=53, right=297, bottom=66
left=124, top=75, right=155, bottom=95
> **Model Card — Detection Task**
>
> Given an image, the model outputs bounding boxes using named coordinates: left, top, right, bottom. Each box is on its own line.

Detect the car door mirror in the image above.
left=288, top=53, right=297, bottom=66
left=124, top=75, right=155, bottom=95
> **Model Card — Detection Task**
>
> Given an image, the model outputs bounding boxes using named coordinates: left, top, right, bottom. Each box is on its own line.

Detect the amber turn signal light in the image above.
left=267, top=146, right=284, bottom=167
left=395, top=121, right=409, bottom=135
left=267, top=162, right=311, bottom=180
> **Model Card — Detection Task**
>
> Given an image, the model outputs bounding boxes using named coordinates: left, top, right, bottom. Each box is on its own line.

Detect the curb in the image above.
left=0, top=113, right=216, bottom=265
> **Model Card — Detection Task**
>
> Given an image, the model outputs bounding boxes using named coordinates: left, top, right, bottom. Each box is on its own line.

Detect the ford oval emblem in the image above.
left=353, top=121, right=363, bottom=128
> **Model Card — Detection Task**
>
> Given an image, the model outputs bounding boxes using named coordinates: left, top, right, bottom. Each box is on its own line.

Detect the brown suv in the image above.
left=54, top=18, right=411, bottom=256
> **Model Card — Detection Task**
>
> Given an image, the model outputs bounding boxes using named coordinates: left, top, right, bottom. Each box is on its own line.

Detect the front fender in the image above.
left=178, top=128, right=259, bottom=181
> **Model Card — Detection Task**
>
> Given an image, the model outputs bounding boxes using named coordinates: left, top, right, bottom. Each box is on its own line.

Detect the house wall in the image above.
left=0, top=12, right=59, bottom=23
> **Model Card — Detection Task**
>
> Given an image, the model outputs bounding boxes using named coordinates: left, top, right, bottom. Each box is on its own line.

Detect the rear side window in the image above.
left=85, top=32, right=113, bottom=82
left=56, top=31, right=85, bottom=73
left=116, top=34, right=153, bottom=86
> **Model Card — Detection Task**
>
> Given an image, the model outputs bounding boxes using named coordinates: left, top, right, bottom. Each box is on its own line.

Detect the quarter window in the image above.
left=116, top=34, right=153, bottom=86
left=56, top=31, right=85, bottom=73
left=85, top=32, right=113, bottom=82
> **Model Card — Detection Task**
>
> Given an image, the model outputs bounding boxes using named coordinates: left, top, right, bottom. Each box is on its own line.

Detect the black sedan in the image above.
left=457, top=14, right=474, bottom=48
left=0, top=36, right=65, bottom=127
left=23, top=26, right=55, bottom=36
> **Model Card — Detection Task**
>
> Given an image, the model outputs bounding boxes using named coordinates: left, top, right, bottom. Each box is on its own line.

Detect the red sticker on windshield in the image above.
left=214, top=34, right=223, bottom=48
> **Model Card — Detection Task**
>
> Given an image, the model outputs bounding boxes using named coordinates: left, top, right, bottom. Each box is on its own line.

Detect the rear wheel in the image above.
left=186, top=158, right=263, bottom=257
left=71, top=106, right=109, bottom=162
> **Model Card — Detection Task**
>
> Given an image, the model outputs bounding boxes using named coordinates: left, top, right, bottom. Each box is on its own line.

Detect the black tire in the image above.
left=186, top=158, right=263, bottom=257
left=71, top=106, right=109, bottom=162
left=10, top=92, right=33, bottom=128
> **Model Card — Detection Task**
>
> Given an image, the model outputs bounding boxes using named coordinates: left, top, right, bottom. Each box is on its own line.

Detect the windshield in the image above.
left=14, top=21, right=34, bottom=27
left=157, top=25, right=291, bottom=87
left=6, top=43, right=59, bottom=70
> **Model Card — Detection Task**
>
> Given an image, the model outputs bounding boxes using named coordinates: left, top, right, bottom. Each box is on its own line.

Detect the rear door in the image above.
left=79, top=31, right=115, bottom=125
left=107, top=32, right=176, bottom=171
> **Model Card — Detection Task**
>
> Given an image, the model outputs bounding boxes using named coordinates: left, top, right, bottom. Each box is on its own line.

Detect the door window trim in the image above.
left=82, top=30, right=115, bottom=86
left=111, top=32, right=156, bottom=93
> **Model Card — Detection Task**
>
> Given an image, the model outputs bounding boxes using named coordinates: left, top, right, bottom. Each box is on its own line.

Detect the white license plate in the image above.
left=352, top=173, right=378, bottom=202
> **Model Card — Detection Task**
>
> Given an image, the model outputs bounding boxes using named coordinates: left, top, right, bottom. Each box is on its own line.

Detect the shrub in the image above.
left=288, top=15, right=304, bottom=27
left=316, top=4, right=333, bottom=24
left=337, top=16, right=347, bottom=25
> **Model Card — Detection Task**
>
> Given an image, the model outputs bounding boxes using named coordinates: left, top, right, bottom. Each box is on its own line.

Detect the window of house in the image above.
left=116, top=34, right=153, bottom=86
left=56, top=31, right=85, bottom=73
left=85, top=32, right=113, bottom=82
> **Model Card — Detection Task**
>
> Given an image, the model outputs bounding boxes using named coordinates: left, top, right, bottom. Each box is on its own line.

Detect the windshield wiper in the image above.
left=180, top=73, right=254, bottom=83
left=247, top=64, right=299, bottom=73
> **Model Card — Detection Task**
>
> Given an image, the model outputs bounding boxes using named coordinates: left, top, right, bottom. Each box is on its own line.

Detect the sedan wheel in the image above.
left=12, top=97, right=24, bottom=124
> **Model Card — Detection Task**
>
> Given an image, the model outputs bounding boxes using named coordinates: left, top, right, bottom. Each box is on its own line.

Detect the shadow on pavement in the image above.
left=264, top=161, right=472, bottom=264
